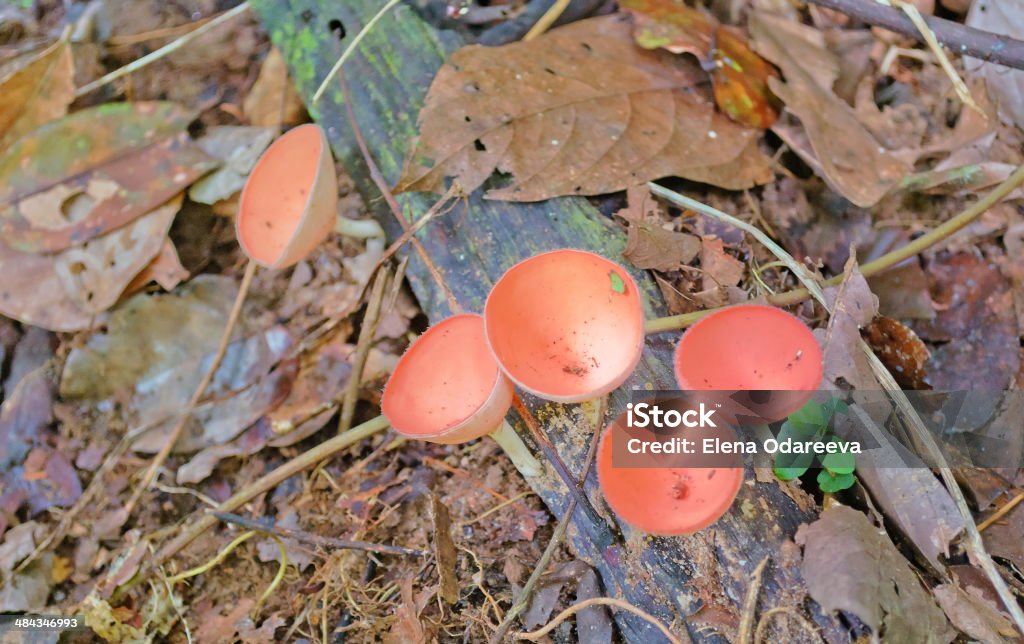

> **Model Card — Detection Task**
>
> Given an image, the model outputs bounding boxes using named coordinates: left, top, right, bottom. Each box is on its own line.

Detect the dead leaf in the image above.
left=256, top=512, right=316, bottom=572
left=385, top=577, right=430, bottom=644
left=123, top=238, right=189, bottom=295
left=863, top=317, right=930, bottom=390
left=796, top=505, right=955, bottom=643
left=396, top=14, right=771, bottom=200
left=430, top=494, right=459, bottom=604
left=623, top=220, right=700, bottom=272
left=0, top=102, right=216, bottom=253
left=914, top=253, right=1020, bottom=391
left=0, top=36, right=74, bottom=152
left=267, top=337, right=353, bottom=445
left=60, top=276, right=297, bottom=453
left=243, top=47, right=305, bottom=128
left=868, top=261, right=936, bottom=321
left=620, top=0, right=780, bottom=128
left=965, top=0, right=1024, bottom=129
left=188, top=126, right=275, bottom=205
left=818, top=259, right=879, bottom=390
left=750, top=11, right=910, bottom=207
left=700, top=236, right=744, bottom=290
left=573, top=562, right=613, bottom=644
left=194, top=598, right=256, bottom=644
left=981, top=489, right=1024, bottom=572
left=857, top=467, right=964, bottom=571
left=0, top=194, right=183, bottom=330
left=933, top=582, right=1017, bottom=643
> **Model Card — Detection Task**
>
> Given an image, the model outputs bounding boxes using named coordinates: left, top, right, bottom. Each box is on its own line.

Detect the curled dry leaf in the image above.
left=60, top=276, right=297, bottom=454
left=0, top=36, right=74, bottom=153
left=965, top=0, right=1024, bottom=129
left=0, top=102, right=216, bottom=253
left=749, top=11, right=910, bottom=207
left=243, top=47, right=305, bottom=128
left=0, top=195, right=184, bottom=331
left=620, top=0, right=781, bottom=128
left=817, top=258, right=879, bottom=390
left=396, top=14, right=771, bottom=200
left=933, top=583, right=1017, bottom=644
left=796, top=505, right=955, bottom=643
left=188, top=125, right=276, bottom=205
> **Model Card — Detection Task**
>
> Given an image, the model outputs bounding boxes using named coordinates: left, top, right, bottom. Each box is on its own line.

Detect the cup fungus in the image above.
left=236, top=123, right=338, bottom=269
left=596, top=409, right=744, bottom=535
left=382, top=313, right=541, bottom=476
left=484, top=250, right=645, bottom=403
left=673, top=304, right=823, bottom=422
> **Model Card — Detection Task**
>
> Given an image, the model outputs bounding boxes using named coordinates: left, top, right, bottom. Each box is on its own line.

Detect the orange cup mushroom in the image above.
left=596, top=409, right=744, bottom=535
left=484, top=250, right=645, bottom=403
left=382, top=314, right=541, bottom=476
left=673, top=304, right=823, bottom=423
left=236, top=123, right=338, bottom=269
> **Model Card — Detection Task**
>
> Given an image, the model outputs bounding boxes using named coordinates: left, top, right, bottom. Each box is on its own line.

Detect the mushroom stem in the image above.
left=489, top=421, right=543, bottom=478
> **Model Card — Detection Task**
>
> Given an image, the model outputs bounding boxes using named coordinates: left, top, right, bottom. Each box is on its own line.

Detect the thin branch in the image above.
left=644, top=163, right=1024, bottom=333
left=338, top=268, right=389, bottom=433
left=522, top=0, right=570, bottom=41
left=978, top=490, right=1024, bottom=533
left=515, top=597, right=684, bottom=644
left=737, top=557, right=770, bottom=644
left=312, top=0, right=403, bottom=103
left=805, top=0, right=1024, bottom=71
left=214, top=512, right=426, bottom=556
left=75, top=2, right=251, bottom=96
left=124, top=259, right=257, bottom=516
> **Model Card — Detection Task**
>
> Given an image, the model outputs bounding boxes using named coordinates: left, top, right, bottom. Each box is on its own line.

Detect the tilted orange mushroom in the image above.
left=382, top=314, right=541, bottom=476
left=236, top=123, right=338, bottom=269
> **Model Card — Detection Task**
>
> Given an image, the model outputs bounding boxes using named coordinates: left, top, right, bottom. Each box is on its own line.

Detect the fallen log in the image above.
left=250, top=1, right=847, bottom=640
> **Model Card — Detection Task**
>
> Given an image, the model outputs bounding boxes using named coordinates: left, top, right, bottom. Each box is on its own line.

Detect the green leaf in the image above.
left=788, top=399, right=825, bottom=430
left=610, top=270, right=626, bottom=294
left=822, top=438, right=856, bottom=475
left=777, top=419, right=819, bottom=441
left=773, top=462, right=809, bottom=481
left=817, top=469, right=855, bottom=493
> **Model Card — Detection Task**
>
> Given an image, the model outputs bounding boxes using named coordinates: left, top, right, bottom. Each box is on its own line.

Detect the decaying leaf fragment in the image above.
left=796, top=505, right=955, bottom=643
left=749, top=11, right=910, bottom=207
left=0, top=102, right=216, bottom=253
left=620, top=0, right=781, bottom=128
left=396, top=14, right=771, bottom=200
left=0, top=36, right=74, bottom=153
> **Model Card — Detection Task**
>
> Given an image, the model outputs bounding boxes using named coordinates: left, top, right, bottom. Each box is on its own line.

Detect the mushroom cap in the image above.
left=597, top=414, right=744, bottom=535
left=237, top=123, right=338, bottom=269
left=674, top=304, right=823, bottom=422
left=484, top=249, right=645, bottom=403
left=382, top=314, right=514, bottom=444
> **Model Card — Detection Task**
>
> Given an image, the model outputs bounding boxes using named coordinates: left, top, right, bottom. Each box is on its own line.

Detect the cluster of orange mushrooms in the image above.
left=236, top=124, right=825, bottom=537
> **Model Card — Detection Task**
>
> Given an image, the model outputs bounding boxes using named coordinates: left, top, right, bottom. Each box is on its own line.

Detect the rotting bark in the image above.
left=250, top=1, right=849, bottom=641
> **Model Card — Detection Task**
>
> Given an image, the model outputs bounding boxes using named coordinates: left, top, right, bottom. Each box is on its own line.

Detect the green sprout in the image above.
left=772, top=398, right=856, bottom=494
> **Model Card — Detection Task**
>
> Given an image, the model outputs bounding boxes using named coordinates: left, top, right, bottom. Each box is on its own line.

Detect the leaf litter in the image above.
left=5, top=0, right=1024, bottom=641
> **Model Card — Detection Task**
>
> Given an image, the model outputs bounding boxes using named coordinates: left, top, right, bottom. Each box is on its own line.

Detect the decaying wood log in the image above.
left=250, top=1, right=847, bottom=640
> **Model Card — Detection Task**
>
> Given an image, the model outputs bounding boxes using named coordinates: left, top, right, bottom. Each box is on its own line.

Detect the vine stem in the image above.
left=130, top=414, right=391, bottom=591
left=124, top=259, right=257, bottom=516
left=514, top=597, right=684, bottom=644
left=644, top=163, right=1024, bottom=334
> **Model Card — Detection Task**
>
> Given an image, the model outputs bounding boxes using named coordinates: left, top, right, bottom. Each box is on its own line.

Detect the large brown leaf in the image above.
left=396, top=14, right=771, bottom=200
left=0, top=37, right=74, bottom=153
left=796, top=505, right=955, bottom=643
left=0, top=102, right=216, bottom=253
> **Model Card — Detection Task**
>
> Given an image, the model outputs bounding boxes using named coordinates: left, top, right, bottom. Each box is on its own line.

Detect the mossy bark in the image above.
left=251, top=1, right=846, bottom=641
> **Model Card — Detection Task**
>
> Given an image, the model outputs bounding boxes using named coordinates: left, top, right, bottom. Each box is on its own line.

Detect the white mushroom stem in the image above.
left=489, top=421, right=543, bottom=478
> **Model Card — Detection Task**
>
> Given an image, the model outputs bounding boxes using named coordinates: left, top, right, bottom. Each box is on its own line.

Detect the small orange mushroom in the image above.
left=484, top=250, right=645, bottom=403
left=596, top=406, right=744, bottom=535
left=382, top=314, right=541, bottom=475
left=673, top=304, right=823, bottom=422
left=236, top=123, right=338, bottom=269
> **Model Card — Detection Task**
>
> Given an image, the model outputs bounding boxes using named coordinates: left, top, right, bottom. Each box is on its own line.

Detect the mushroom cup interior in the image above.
left=485, top=250, right=645, bottom=402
